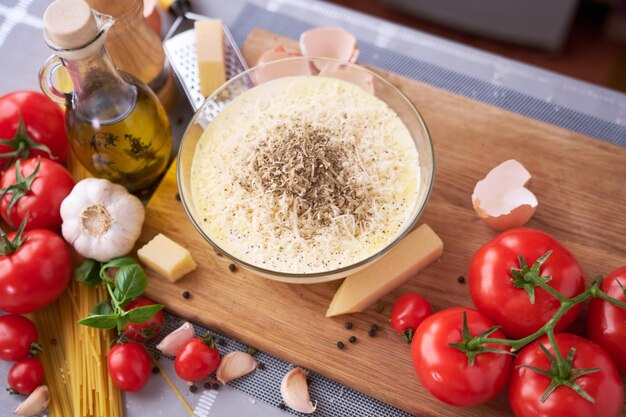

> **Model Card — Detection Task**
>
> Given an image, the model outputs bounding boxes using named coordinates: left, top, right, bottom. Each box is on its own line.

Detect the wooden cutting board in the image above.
left=137, top=29, right=626, bottom=416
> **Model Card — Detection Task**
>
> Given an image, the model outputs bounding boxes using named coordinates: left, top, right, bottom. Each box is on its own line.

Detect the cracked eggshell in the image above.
left=300, top=27, right=359, bottom=68
left=254, top=46, right=310, bottom=84
left=472, top=159, right=538, bottom=231
left=319, top=62, right=374, bottom=94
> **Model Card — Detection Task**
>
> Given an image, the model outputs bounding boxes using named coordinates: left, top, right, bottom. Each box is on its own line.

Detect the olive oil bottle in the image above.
left=40, top=0, right=172, bottom=191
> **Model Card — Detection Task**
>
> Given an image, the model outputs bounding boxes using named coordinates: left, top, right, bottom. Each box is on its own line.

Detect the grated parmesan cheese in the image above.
left=191, top=76, right=420, bottom=274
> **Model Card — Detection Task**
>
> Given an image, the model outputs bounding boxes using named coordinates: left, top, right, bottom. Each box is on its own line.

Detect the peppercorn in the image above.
left=211, top=383, right=219, bottom=390
left=337, top=341, right=345, bottom=349
left=257, top=362, right=265, bottom=370
left=344, top=322, right=353, bottom=330
left=228, top=263, right=237, bottom=272
left=182, top=291, right=190, bottom=299
left=370, top=324, right=378, bottom=332
left=277, top=403, right=286, bottom=410
left=151, top=367, right=159, bottom=374
left=348, top=336, right=357, bottom=343
left=189, top=385, right=198, bottom=393
left=368, top=329, right=376, bottom=337
left=457, top=275, right=466, bottom=284
left=204, top=382, right=212, bottom=390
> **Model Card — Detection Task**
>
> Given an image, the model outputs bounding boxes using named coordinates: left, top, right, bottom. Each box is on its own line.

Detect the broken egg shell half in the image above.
left=280, top=368, right=316, bottom=414
left=472, top=159, right=538, bottom=231
left=299, top=27, right=359, bottom=70
left=253, top=46, right=310, bottom=84
left=156, top=321, right=195, bottom=357
left=319, top=62, right=374, bottom=94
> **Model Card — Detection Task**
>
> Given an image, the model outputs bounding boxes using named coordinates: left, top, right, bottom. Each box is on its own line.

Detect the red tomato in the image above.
left=411, top=307, right=513, bottom=407
left=122, top=297, right=165, bottom=342
left=107, top=342, right=151, bottom=392
left=175, top=337, right=220, bottom=382
left=390, top=293, right=432, bottom=343
left=8, top=358, right=44, bottom=395
left=0, top=314, right=38, bottom=361
left=0, top=91, right=69, bottom=170
left=509, top=333, right=623, bottom=417
left=0, top=228, right=72, bottom=314
left=0, top=157, right=74, bottom=231
left=587, top=266, right=626, bottom=374
left=469, top=228, right=585, bottom=338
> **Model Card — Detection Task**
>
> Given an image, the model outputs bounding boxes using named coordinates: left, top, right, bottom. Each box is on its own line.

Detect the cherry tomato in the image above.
left=509, top=333, right=623, bottom=417
left=0, top=228, right=72, bottom=314
left=0, top=91, right=69, bottom=170
left=0, top=157, right=74, bottom=231
left=469, top=228, right=585, bottom=338
left=107, top=342, right=151, bottom=392
left=587, top=266, right=626, bottom=374
left=0, top=314, right=38, bottom=361
left=390, top=293, right=432, bottom=343
left=175, top=337, right=220, bottom=382
left=411, top=307, right=512, bottom=407
left=8, top=358, right=44, bottom=395
left=122, top=297, right=165, bottom=342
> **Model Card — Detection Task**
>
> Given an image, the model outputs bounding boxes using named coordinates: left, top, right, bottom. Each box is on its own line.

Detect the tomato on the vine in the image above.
left=390, top=293, right=432, bottom=343
left=8, top=358, right=44, bottom=395
left=469, top=228, right=585, bottom=338
left=122, top=297, right=165, bottom=342
left=107, top=342, right=151, bottom=392
left=411, top=307, right=513, bottom=407
left=0, top=91, right=69, bottom=170
left=0, top=314, right=39, bottom=361
left=0, top=223, right=72, bottom=314
left=175, top=335, right=220, bottom=382
left=587, top=266, right=626, bottom=374
left=509, top=333, right=623, bottom=417
left=0, top=157, right=74, bottom=231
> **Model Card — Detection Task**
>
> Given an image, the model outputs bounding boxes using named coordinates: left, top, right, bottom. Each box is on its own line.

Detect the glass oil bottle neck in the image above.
left=63, top=41, right=137, bottom=126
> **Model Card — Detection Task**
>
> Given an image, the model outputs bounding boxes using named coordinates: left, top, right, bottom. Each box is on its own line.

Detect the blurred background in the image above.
left=328, top=0, right=626, bottom=92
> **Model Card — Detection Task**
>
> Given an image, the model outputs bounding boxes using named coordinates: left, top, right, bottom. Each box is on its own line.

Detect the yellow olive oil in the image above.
left=66, top=79, right=172, bottom=191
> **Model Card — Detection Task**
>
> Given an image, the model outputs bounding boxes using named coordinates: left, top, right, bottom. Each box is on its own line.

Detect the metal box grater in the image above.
left=164, top=12, right=248, bottom=111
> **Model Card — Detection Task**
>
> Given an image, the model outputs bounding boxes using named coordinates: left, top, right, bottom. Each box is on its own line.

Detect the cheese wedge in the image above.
left=195, top=19, right=226, bottom=97
left=326, top=224, right=444, bottom=317
left=137, top=233, right=197, bottom=282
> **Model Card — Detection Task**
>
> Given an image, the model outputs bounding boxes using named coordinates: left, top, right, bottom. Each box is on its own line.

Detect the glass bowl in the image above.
left=177, top=57, right=434, bottom=283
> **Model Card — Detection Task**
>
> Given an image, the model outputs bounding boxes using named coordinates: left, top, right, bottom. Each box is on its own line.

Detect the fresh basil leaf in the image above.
left=124, top=304, right=164, bottom=324
left=74, top=259, right=102, bottom=286
left=116, top=316, right=129, bottom=333
left=100, top=256, right=138, bottom=281
left=78, top=313, right=119, bottom=329
left=114, top=265, right=147, bottom=304
left=90, top=300, right=114, bottom=316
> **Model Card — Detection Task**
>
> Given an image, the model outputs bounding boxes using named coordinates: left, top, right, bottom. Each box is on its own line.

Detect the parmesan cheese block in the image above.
left=325, top=224, right=443, bottom=317
left=195, top=19, right=225, bottom=97
left=138, top=233, right=197, bottom=282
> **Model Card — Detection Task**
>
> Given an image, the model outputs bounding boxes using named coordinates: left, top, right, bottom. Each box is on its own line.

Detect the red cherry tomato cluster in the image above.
left=391, top=228, right=625, bottom=417
left=0, top=315, right=44, bottom=395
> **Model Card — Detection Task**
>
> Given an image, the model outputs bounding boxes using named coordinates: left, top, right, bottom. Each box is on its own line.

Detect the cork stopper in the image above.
left=44, top=0, right=98, bottom=49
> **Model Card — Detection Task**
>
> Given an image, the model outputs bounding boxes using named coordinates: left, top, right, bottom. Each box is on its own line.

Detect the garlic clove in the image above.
left=13, top=385, right=50, bottom=416
left=280, top=368, right=316, bottom=414
left=216, top=351, right=258, bottom=384
left=472, top=159, right=538, bottom=231
left=300, top=27, right=359, bottom=68
left=156, top=322, right=195, bottom=356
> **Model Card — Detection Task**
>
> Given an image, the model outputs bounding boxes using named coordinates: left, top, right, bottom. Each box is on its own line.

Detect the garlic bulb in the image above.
left=60, top=178, right=145, bottom=262
left=280, top=368, right=316, bottom=414
left=14, top=385, right=49, bottom=416
left=216, top=351, right=257, bottom=384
